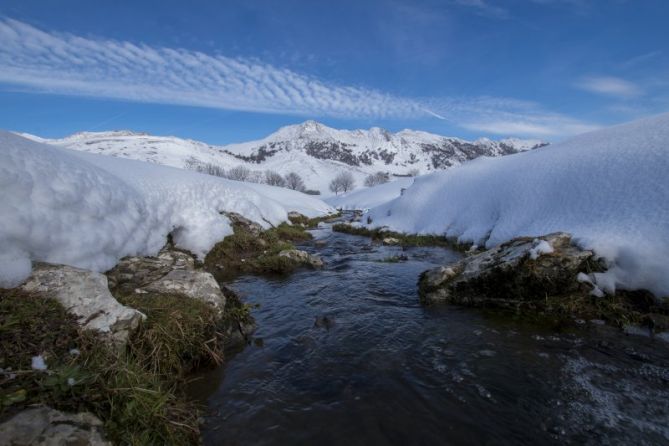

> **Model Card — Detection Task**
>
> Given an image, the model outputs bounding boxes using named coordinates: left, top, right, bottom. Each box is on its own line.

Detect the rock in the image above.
left=20, top=263, right=145, bottom=345
left=143, top=270, right=225, bottom=311
left=418, top=232, right=594, bottom=307
left=0, top=406, right=110, bottom=445
left=382, top=237, right=400, bottom=246
left=314, top=239, right=328, bottom=248
left=106, top=247, right=195, bottom=293
left=314, top=315, right=335, bottom=330
left=224, top=212, right=264, bottom=236
left=278, top=249, right=324, bottom=268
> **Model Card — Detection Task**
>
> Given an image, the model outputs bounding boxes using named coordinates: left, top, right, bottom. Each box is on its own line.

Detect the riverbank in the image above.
left=0, top=213, right=335, bottom=445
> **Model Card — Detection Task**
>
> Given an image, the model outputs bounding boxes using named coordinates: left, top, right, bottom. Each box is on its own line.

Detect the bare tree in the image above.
left=248, top=170, right=264, bottom=184
left=364, top=171, right=390, bottom=187
left=329, top=171, right=355, bottom=195
left=265, top=170, right=287, bottom=187
left=285, top=172, right=306, bottom=191
left=227, top=165, right=251, bottom=181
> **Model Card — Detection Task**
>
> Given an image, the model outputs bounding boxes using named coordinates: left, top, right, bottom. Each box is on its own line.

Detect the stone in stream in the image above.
left=20, top=263, right=145, bottom=346
left=0, top=406, right=110, bottom=445
left=418, top=232, right=595, bottom=308
left=278, top=249, right=324, bottom=268
left=382, top=237, right=400, bottom=246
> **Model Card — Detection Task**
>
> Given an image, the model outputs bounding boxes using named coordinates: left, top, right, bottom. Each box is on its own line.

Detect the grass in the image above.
left=288, top=212, right=342, bottom=229
left=0, top=287, right=229, bottom=445
left=332, top=223, right=461, bottom=249
left=204, top=221, right=319, bottom=279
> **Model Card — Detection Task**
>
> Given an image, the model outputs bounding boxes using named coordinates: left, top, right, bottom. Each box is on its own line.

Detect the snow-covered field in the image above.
left=366, top=113, right=669, bottom=298
left=325, top=177, right=414, bottom=210
left=21, top=121, right=544, bottom=196
left=0, top=131, right=332, bottom=288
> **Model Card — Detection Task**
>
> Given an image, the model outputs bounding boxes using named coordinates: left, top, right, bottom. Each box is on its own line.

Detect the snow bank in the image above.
left=325, top=178, right=414, bottom=210
left=0, top=131, right=332, bottom=287
left=366, top=113, right=669, bottom=297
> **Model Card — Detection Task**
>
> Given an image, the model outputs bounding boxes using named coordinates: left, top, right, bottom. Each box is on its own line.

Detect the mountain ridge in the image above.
left=19, top=121, right=548, bottom=194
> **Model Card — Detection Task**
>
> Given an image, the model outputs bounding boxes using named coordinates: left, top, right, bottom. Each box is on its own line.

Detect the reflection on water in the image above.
left=190, top=225, right=669, bottom=446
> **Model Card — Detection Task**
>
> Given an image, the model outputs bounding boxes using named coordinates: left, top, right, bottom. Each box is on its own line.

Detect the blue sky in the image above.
left=1, top=0, right=668, bottom=144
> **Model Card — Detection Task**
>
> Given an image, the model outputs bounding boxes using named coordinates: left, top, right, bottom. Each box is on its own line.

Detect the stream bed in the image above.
left=190, top=225, right=669, bottom=446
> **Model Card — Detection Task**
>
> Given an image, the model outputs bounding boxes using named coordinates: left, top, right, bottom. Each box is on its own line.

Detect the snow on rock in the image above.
left=529, top=239, right=554, bottom=260
left=367, top=113, right=669, bottom=297
left=325, top=177, right=414, bottom=210
left=0, top=131, right=332, bottom=287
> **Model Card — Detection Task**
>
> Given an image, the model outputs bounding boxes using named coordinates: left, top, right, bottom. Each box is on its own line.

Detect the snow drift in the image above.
left=325, top=177, right=414, bottom=211
left=366, top=113, right=669, bottom=297
left=0, top=131, right=332, bottom=288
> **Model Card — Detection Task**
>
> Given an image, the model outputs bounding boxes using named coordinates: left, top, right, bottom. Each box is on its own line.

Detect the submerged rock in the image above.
left=418, top=232, right=594, bottom=308
left=0, top=406, right=110, bottom=445
left=278, top=249, right=324, bottom=268
left=20, top=263, right=145, bottom=345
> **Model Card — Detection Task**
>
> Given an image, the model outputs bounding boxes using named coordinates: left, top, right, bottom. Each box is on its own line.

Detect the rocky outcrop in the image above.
left=107, top=247, right=225, bottom=311
left=143, top=270, right=225, bottom=310
left=20, top=264, right=145, bottom=345
left=0, top=406, right=110, bottom=445
left=278, top=249, right=324, bottom=268
left=223, top=212, right=264, bottom=236
left=418, top=233, right=595, bottom=308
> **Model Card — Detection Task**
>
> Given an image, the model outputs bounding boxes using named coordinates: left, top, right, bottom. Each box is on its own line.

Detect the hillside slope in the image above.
left=22, top=121, right=546, bottom=195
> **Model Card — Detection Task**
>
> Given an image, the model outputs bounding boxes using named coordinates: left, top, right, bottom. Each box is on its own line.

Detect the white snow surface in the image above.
left=0, top=131, right=332, bottom=288
left=325, top=178, right=415, bottom=210
left=366, top=113, right=669, bottom=297
left=20, top=121, right=544, bottom=196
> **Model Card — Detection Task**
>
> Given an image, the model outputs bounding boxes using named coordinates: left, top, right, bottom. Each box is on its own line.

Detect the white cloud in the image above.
left=0, top=18, right=598, bottom=139
left=576, top=76, right=643, bottom=98
left=0, top=18, right=423, bottom=119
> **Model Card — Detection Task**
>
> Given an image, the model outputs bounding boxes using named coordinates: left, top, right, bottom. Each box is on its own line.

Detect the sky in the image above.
left=1, top=0, right=668, bottom=144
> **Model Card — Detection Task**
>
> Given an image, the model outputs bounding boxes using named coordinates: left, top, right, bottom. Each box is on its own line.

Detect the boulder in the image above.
left=20, top=263, right=145, bottom=345
left=142, top=270, right=225, bottom=311
left=0, top=406, right=110, bottom=445
left=418, top=233, right=594, bottom=308
left=224, top=212, right=264, bottom=236
left=106, top=247, right=195, bottom=293
left=382, top=237, right=400, bottom=246
left=278, top=249, right=324, bottom=268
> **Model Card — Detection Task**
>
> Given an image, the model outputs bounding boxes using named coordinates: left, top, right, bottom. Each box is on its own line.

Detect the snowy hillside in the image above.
left=22, top=121, right=546, bottom=195
left=365, top=113, right=669, bottom=298
left=325, top=177, right=414, bottom=211
left=0, top=131, right=332, bottom=288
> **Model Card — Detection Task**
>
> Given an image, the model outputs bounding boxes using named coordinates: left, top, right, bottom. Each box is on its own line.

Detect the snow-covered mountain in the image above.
left=21, top=121, right=546, bottom=195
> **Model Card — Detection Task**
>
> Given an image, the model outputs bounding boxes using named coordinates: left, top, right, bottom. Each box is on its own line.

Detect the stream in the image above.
left=189, top=223, right=669, bottom=446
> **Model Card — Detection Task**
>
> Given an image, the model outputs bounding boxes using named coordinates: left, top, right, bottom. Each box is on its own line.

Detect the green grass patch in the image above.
left=0, top=288, right=214, bottom=445
left=288, top=212, right=342, bottom=228
left=204, top=221, right=320, bottom=280
left=332, top=223, right=460, bottom=249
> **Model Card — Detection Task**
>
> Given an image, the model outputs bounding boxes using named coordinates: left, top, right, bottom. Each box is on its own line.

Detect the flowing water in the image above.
left=190, top=224, right=669, bottom=446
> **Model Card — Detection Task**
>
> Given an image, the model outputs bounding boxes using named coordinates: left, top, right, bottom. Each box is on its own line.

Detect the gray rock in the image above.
left=20, top=263, right=145, bottom=345
left=419, top=232, right=594, bottom=307
left=224, top=212, right=264, bottom=236
left=278, top=249, right=324, bottom=268
left=106, top=247, right=195, bottom=293
left=382, top=237, right=400, bottom=246
left=142, top=269, right=225, bottom=311
left=0, top=406, right=110, bottom=446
